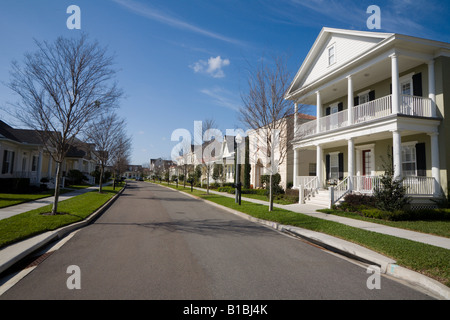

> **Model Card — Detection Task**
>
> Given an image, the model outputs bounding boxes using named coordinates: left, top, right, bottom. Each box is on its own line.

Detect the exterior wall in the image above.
left=435, top=56, right=450, bottom=197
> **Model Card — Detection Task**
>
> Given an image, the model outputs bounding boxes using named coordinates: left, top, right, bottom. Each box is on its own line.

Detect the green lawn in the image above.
left=0, top=185, right=123, bottom=249
left=150, top=181, right=450, bottom=288
left=0, top=186, right=92, bottom=209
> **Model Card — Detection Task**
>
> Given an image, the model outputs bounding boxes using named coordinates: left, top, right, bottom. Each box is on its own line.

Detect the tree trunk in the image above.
left=51, top=161, right=63, bottom=215
left=269, top=173, right=273, bottom=212
left=99, top=165, right=104, bottom=193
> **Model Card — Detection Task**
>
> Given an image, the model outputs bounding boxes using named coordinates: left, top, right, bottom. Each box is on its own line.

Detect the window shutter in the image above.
left=354, top=96, right=359, bottom=106
left=10, top=152, right=15, bottom=174
left=416, top=143, right=426, bottom=177
left=413, top=73, right=423, bottom=97
left=338, top=153, right=344, bottom=180
left=2, top=150, right=7, bottom=174
left=326, top=107, right=331, bottom=116
left=369, top=90, right=375, bottom=101
left=326, top=154, right=330, bottom=180
left=338, top=102, right=343, bottom=112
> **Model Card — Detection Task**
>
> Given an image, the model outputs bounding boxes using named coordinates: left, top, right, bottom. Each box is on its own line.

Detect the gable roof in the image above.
left=286, top=27, right=394, bottom=100
left=0, top=120, right=45, bottom=145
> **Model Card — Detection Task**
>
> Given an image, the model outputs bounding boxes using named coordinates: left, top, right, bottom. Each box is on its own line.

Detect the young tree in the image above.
left=84, top=113, right=128, bottom=193
left=239, top=55, right=293, bottom=211
left=7, top=34, right=122, bottom=214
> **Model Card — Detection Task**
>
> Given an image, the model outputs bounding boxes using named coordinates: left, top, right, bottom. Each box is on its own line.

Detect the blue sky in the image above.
left=1, top=0, right=449, bottom=166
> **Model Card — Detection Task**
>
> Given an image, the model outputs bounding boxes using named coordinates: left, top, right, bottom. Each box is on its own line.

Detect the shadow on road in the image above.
left=95, top=218, right=277, bottom=238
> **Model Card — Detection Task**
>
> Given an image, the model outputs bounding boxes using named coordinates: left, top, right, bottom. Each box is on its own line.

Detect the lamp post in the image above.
left=235, top=134, right=243, bottom=205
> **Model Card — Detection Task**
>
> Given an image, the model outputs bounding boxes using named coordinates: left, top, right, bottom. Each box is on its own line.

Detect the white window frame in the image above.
left=329, top=152, right=339, bottom=180
left=401, top=141, right=418, bottom=176
left=327, top=43, right=336, bottom=67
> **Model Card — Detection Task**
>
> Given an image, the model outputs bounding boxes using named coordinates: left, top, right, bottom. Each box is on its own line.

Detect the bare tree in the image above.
left=239, top=55, right=294, bottom=211
left=110, top=134, right=132, bottom=182
left=84, top=112, right=128, bottom=193
left=197, top=118, right=222, bottom=194
left=7, top=34, right=122, bottom=214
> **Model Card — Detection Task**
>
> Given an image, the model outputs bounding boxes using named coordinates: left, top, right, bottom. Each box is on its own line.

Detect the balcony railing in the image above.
left=296, top=94, right=433, bottom=139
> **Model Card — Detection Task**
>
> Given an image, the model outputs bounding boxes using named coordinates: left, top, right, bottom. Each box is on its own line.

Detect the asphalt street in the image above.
left=0, top=181, right=434, bottom=300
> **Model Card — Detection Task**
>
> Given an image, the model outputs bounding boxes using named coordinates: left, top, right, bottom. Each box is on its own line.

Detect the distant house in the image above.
left=285, top=27, right=450, bottom=207
left=124, top=165, right=143, bottom=179
left=247, top=113, right=317, bottom=190
left=63, top=139, right=98, bottom=185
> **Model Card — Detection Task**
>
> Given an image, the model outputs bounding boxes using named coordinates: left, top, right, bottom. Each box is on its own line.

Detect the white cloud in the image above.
left=190, top=56, right=230, bottom=78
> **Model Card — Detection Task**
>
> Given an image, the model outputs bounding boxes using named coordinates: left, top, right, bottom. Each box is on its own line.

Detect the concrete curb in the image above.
left=0, top=184, right=126, bottom=275
left=158, top=183, right=450, bottom=300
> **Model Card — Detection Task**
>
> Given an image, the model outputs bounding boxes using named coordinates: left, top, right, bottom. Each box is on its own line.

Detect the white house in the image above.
left=285, top=27, right=450, bottom=208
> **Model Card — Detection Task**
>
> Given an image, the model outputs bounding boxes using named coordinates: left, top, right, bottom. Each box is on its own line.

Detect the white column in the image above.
left=36, top=149, right=43, bottom=184
left=316, top=144, right=323, bottom=188
left=347, top=138, right=354, bottom=191
left=429, top=132, right=441, bottom=195
left=294, top=102, right=299, bottom=139
left=293, top=148, right=298, bottom=188
left=316, top=91, right=322, bottom=133
left=428, top=59, right=437, bottom=118
left=390, top=53, right=400, bottom=114
left=392, top=130, right=402, bottom=180
left=347, top=75, right=354, bottom=125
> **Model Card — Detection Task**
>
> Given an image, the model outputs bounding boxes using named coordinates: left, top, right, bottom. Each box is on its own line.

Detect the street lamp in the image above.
left=235, top=134, right=243, bottom=205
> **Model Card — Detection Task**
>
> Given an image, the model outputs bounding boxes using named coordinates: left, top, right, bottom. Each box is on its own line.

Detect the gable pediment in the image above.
left=287, top=28, right=394, bottom=98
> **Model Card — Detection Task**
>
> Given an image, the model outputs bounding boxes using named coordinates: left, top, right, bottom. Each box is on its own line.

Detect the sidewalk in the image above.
left=0, top=183, right=111, bottom=221
left=194, top=186, right=450, bottom=251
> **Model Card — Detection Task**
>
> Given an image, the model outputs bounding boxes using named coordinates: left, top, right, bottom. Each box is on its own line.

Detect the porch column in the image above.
left=36, top=149, right=43, bottom=184
left=347, top=138, right=354, bottom=192
left=347, top=75, right=354, bottom=125
left=428, top=59, right=437, bottom=118
left=390, top=53, right=400, bottom=114
left=316, top=91, right=322, bottom=133
left=294, top=102, right=299, bottom=139
left=293, top=148, right=298, bottom=188
left=429, top=132, right=441, bottom=195
left=316, top=144, right=323, bottom=188
left=392, top=130, right=402, bottom=180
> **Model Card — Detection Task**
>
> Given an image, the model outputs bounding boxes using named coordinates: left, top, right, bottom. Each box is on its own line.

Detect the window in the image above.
left=359, top=93, right=370, bottom=104
left=32, top=156, right=37, bottom=172
left=309, top=163, right=316, bottom=177
left=328, top=45, right=336, bottom=66
left=2, top=150, right=15, bottom=174
left=401, top=81, right=412, bottom=95
left=329, top=153, right=339, bottom=180
left=402, top=145, right=416, bottom=176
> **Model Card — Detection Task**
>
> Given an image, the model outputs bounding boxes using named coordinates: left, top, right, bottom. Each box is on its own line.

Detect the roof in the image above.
left=285, top=27, right=450, bottom=101
left=0, top=120, right=44, bottom=145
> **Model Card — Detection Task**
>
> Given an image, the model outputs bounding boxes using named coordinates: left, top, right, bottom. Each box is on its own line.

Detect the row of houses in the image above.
left=0, top=120, right=97, bottom=188
left=167, top=27, right=450, bottom=208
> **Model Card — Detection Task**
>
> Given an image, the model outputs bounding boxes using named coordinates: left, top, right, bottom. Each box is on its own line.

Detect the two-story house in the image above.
left=286, top=27, right=449, bottom=208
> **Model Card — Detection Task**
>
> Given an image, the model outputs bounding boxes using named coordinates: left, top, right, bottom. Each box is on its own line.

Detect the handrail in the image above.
left=332, top=176, right=350, bottom=205
left=302, top=176, right=319, bottom=203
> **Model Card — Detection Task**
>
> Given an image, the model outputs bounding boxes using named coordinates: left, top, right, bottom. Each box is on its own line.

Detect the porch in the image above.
left=297, top=175, right=438, bottom=208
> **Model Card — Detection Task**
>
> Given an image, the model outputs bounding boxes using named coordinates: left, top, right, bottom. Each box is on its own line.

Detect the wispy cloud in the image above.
left=112, top=0, right=245, bottom=46
left=200, top=87, right=241, bottom=111
left=190, top=56, right=230, bottom=78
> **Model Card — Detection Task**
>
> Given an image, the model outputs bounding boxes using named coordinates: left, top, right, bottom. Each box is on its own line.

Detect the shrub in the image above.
left=338, top=194, right=376, bottom=212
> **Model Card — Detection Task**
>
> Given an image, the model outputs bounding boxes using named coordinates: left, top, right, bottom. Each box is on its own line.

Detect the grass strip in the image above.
left=0, top=185, right=122, bottom=249
left=152, top=181, right=450, bottom=287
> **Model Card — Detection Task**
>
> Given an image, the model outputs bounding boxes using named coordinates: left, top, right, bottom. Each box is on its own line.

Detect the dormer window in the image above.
left=328, top=44, right=336, bottom=66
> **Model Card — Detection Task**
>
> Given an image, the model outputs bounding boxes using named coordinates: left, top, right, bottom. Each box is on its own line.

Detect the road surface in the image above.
left=0, top=181, right=434, bottom=300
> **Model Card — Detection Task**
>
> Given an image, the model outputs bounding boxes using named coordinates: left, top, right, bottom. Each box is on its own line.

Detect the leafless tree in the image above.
left=110, top=133, right=132, bottom=181
left=7, top=34, right=122, bottom=214
left=84, top=112, right=128, bottom=193
left=239, top=55, right=294, bottom=211
left=197, top=118, right=222, bottom=194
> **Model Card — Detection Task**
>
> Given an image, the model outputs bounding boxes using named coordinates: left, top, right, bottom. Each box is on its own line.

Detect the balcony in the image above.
left=297, top=94, right=433, bottom=138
